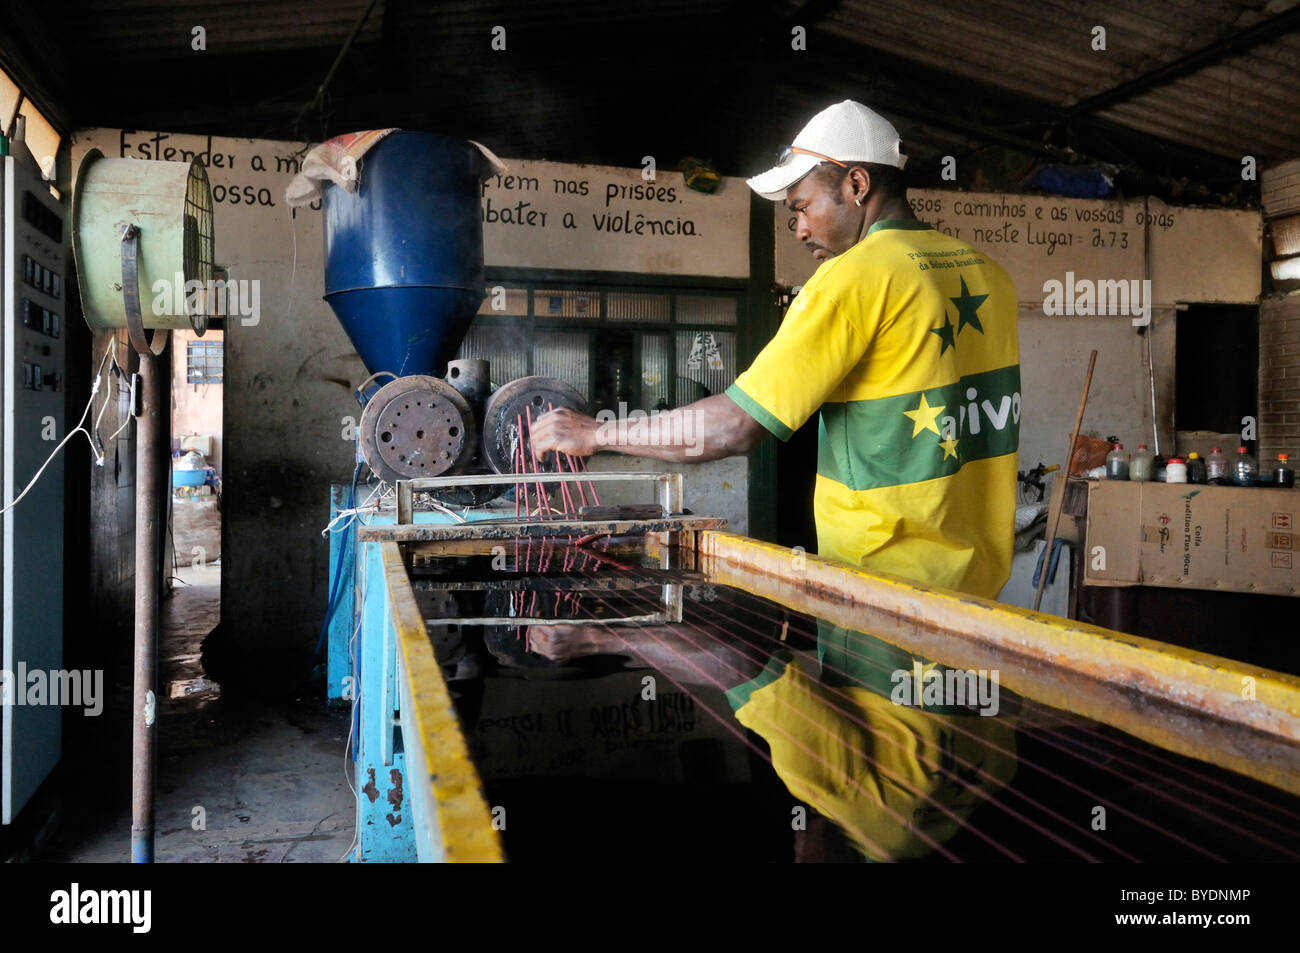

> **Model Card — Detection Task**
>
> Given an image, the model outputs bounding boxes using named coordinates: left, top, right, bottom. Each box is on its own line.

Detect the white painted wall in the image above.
left=482, top=159, right=749, bottom=277
left=775, top=191, right=1262, bottom=303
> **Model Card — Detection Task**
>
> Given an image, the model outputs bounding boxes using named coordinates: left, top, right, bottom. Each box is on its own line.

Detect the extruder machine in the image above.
left=320, top=133, right=1300, bottom=864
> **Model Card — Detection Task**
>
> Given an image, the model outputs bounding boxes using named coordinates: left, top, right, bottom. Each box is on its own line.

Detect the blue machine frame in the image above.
left=327, top=484, right=502, bottom=861
left=327, top=469, right=714, bottom=861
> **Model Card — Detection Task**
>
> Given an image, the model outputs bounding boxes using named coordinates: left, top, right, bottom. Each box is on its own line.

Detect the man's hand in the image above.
left=526, top=623, right=623, bottom=660
left=529, top=620, right=767, bottom=686
left=531, top=394, right=767, bottom=464
left=530, top=407, right=602, bottom=459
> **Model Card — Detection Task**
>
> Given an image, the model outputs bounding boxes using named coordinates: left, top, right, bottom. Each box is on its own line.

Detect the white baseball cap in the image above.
left=746, top=100, right=908, bottom=201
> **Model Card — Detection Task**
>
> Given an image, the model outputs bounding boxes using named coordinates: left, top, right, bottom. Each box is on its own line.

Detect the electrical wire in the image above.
left=337, top=594, right=364, bottom=863
left=0, top=339, right=117, bottom=516
left=314, top=460, right=364, bottom=661
left=418, top=495, right=467, bottom=523
left=321, top=479, right=384, bottom=535
left=336, top=470, right=373, bottom=863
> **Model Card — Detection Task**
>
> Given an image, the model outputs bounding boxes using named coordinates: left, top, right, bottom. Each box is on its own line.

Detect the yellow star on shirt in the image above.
left=940, top=437, right=959, bottom=460
left=903, top=393, right=945, bottom=438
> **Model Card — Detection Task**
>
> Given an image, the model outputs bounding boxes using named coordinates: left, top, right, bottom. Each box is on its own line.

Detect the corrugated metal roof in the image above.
left=799, top=0, right=1300, bottom=162
left=36, top=0, right=388, bottom=57
left=12, top=0, right=1300, bottom=188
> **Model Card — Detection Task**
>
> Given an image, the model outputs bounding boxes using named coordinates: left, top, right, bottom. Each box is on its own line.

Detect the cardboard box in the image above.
left=1085, top=480, right=1300, bottom=596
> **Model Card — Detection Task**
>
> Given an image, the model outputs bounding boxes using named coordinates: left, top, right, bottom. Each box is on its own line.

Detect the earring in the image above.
left=855, top=198, right=863, bottom=207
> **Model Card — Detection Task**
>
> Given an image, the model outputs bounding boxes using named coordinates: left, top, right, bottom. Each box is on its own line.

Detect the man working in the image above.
left=531, top=100, right=1021, bottom=599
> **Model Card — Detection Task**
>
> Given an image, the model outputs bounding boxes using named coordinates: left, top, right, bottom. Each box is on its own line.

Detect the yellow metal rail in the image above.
left=380, top=541, right=503, bottom=862
left=697, top=531, right=1300, bottom=795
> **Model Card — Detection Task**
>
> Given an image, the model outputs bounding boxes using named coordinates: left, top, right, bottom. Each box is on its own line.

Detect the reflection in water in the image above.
left=724, top=625, right=1018, bottom=861
left=412, top=544, right=1300, bottom=863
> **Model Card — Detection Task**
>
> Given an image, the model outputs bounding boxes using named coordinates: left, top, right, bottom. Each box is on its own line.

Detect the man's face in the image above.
left=785, top=169, right=863, bottom=262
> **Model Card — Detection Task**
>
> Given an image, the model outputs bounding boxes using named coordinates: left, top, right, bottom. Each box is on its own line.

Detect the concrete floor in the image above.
left=39, top=561, right=356, bottom=863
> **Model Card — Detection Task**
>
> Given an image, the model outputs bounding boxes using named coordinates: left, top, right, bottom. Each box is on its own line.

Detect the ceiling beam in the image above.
left=1066, top=4, right=1300, bottom=117
left=790, top=28, right=1246, bottom=179
left=789, top=0, right=844, bottom=26
left=291, top=0, right=381, bottom=139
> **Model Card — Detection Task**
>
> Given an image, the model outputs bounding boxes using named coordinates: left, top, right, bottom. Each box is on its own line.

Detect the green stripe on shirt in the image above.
left=817, top=364, right=1021, bottom=492
left=725, top=650, right=795, bottom=712
left=817, top=621, right=982, bottom=715
left=726, top=382, right=795, bottom=441
left=866, top=218, right=933, bottom=235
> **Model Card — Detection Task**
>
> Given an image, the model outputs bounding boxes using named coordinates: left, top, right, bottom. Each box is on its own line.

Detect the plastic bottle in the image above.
left=1231, top=446, right=1258, bottom=486
left=1166, top=457, right=1188, bottom=483
left=1105, top=443, right=1130, bottom=480
left=1185, top=451, right=1207, bottom=484
left=1205, top=447, right=1228, bottom=483
left=1275, top=453, right=1294, bottom=489
left=1131, top=444, right=1155, bottom=482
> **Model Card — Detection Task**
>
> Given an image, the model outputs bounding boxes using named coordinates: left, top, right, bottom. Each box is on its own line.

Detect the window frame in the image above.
left=468, top=268, right=746, bottom=414
left=186, top=339, right=224, bottom=384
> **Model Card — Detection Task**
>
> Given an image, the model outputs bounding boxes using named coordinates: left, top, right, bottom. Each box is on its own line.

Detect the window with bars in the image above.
left=186, top=340, right=223, bottom=384
left=460, top=283, right=741, bottom=415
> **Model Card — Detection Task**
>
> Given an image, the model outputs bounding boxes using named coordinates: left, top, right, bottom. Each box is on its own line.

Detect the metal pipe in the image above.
left=1147, top=327, right=1159, bottom=456
left=292, top=0, right=380, bottom=137
left=1143, top=197, right=1160, bottom=456
left=131, top=351, right=160, bottom=863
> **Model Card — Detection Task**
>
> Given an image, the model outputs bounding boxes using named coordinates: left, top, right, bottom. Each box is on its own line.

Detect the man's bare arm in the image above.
left=526, top=622, right=768, bottom=686
left=529, top=393, right=769, bottom=463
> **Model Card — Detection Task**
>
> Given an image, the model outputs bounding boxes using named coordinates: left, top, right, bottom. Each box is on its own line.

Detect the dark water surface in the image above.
left=409, top=544, right=1300, bottom=863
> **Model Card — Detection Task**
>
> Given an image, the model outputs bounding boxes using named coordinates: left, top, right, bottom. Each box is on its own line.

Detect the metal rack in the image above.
left=359, top=471, right=727, bottom=543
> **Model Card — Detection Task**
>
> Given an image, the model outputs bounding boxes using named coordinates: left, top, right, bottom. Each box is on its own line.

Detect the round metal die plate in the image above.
left=359, top=376, right=474, bottom=482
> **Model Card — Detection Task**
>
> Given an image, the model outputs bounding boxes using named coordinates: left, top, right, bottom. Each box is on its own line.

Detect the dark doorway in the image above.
left=1175, top=304, right=1258, bottom=435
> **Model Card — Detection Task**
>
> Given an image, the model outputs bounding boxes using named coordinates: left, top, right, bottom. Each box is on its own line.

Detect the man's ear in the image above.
left=848, top=166, right=872, bottom=205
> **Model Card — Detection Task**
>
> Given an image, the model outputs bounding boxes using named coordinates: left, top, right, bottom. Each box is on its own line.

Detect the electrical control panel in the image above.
left=1, top=144, right=66, bottom=824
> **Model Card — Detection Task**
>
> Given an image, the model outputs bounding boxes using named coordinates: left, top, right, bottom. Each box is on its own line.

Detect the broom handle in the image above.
left=1033, top=349, right=1097, bottom=613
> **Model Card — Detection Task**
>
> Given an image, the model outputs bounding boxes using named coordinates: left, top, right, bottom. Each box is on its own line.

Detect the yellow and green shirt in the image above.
left=724, top=625, right=1018, bottom=862
left=727, top=220, right=1020, bottom=599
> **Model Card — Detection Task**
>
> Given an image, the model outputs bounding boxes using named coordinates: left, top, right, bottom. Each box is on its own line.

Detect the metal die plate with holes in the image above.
left=481, top=376, right=587, bottom=475
left=359, top=375, right=476, bottom=484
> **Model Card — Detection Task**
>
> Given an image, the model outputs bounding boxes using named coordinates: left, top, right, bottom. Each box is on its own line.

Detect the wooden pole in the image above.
left=131, top=349, right=161, bottom=862
left=1033, top=350, right=1097, bottom=613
